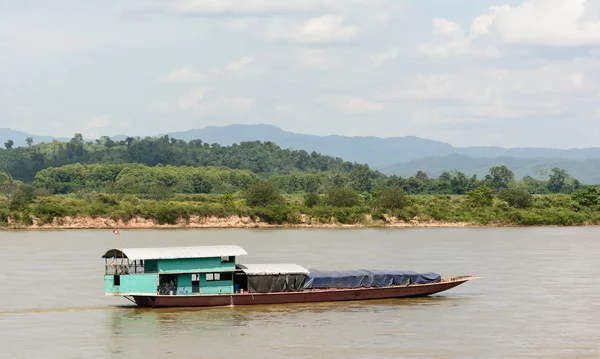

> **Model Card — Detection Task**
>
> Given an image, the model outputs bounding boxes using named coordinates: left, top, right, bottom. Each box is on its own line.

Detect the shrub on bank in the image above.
left=333, top=206, right=368, bottom=224
left=1, top=191, right=599, bottom=227
left=498, top=187, right=533, bottom=208
left=250, top=205, right=300, bottom=225
left=308, top=205, right=334, bottom=224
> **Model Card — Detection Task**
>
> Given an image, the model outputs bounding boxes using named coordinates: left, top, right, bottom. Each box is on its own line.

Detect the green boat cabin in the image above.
left=102, top=245, right=249, bottom=296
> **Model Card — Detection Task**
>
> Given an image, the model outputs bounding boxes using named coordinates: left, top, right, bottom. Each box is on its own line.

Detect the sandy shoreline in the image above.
left=3, top=214, right=595, bottom=230
left=0, top=214, right=496, bottom=230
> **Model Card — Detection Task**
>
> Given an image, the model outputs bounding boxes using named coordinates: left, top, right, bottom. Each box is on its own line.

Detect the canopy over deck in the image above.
left=102, top=245, right=247, bottom=261
left=302, top=269, right=441, bottom=289
left=236, top=263, right=309, bottom=293
left=237, top=264, right=309, bottom=275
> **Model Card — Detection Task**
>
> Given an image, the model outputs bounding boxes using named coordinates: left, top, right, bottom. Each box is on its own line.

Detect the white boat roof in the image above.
left=102, top=245, right=247, bottom=261
left=237, top=263, right=309, bottom=275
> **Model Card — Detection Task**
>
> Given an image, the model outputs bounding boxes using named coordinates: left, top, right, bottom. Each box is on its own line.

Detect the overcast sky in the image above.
left=1, top=0, right=600, bottom=148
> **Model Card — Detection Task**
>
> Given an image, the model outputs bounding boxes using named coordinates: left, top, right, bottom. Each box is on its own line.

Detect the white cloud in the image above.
left=18, top=105, right=34, bottom=117
left=385, top=57, right=600, bottom=122
left=276, top=103, right=294, bottom=113
left=295, top=48, right=338, bottom=69
left=469, top=5, right=511, bottom=40
left=418, top=18, right=501, bottom=58
left=161, top=0, right=402, bottom=19
left=163, top=67, right=205, bottom=83
left=166, top=0, right=323, bottom=15
left=223, top=97, right=254, bottom=107
left=85, top=115, right=110, bottom=129
left=371, top=47, right=400, bottom=67
left=345, top=97, right=384, bottom=112
left=49, top=121, right=62, bottom=131
left=224, top=17, right=259, bottom=29
left=266, top=15, right=359, bottom=45
left=162, top=56, right=255, bottom=86
left=473, top=0, right=600, bottom=46
left=177, top=88, right=205, bottom=110
left=425, top=0, right=600, bottom=51
left=318, top=95, right=383, bottom=113
left=226, top=56, right=254, bottom=71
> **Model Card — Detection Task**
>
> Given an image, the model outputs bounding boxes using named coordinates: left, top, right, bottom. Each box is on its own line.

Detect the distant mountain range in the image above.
left=2, top=124, right=600, bottom=183
left=0, top=128, right=71, bottom=147
left=165, top=124, right=600, bottom=164
left=379, top=154, right=600, bottom=184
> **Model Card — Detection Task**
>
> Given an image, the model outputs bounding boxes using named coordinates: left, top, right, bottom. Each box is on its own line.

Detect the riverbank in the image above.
left=2, top=214, right=598, bottom=230
left=2, top=191, right=600, bottom=229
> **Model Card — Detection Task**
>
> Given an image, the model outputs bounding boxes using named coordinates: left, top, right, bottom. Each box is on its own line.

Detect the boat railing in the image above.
left=105, top=264, right=148, bottom=275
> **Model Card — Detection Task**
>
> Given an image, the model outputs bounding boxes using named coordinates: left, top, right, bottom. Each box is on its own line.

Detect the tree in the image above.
left=219, top=191, right=234, bottom=208
left=189, top=173, right=212, bottom=194
left=438, top=172, right=452, bottom=182
left=4, top=139, right=14, bottom=149
left=571, top=187, right=600, bottom=207
left=415, top=170, right=428, bottom=181
left=125, top=137, right=135, bottom=147
left=466, top=185, right=494, bottom=207
left=548, top=168, right=568, bottom=193
left=403, top=177, right=422, bottom=194
left=485, top=165, right=514, bottom=192
left=324, top=187, right=361, bottom=207
left=148, top=183, right=173, bottom=201
left=100, top=136, right=116, bottom=149
left=304, top=192, right=319, bottom=208
left=350, top=164, right=372, bottom=193
left=0, top=171, right=9, bottom=184
left=449, top=170, right=475, bottom=195
left=0, top=183, right=38, bottom=210
left=66, top=133, right=85, bottom=158
left=375, top=186, right=407, bottom=210
left=26, top=137, right=33, bottom=147
left=245, top=181, right=282, bottom=207
left=385, top=175, right=404, bottom=188
left=522, top=176, right=549, bottom=194
left=498, top=187, right=533, bottom=208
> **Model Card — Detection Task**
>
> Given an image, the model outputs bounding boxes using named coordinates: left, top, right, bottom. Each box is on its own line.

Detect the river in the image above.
left=0, top=227, right=598, bottom=358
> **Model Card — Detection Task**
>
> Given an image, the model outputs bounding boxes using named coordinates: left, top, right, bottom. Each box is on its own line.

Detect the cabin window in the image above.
left=206, top=272, right=232, bottom=281
left=192, top=274, right=200, bottom=293
left=206, top=273, right=220, bottom=281
left=221, top=256, right=234, bottom=263
left=114, top=275, right=120, bottom=286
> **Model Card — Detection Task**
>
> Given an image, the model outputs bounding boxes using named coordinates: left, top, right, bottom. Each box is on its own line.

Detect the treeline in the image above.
left=29, top=163, right=382, bottom=197
left=2, top=175, right=600, bottom=227
left=0, top=134, right=374, bottom=182
left=27, top=163, right=591, bottom=198
left=0, top=134, right=592, bottom=197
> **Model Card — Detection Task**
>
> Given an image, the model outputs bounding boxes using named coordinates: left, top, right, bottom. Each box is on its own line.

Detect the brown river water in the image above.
left=0, top=227, right=599, bottom=358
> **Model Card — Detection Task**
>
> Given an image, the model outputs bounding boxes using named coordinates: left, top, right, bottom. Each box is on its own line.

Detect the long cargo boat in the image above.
left=102, top=245, right=480, bottom=308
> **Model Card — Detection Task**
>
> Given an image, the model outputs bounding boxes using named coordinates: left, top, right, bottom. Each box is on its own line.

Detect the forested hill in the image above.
left=6, top=124, right=600, bottom=165
left=0, top=134, right=382, bottom=182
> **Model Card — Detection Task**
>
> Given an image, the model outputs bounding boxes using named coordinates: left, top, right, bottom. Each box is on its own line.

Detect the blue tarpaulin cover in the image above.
left=302, top=269, right=441, bottom=289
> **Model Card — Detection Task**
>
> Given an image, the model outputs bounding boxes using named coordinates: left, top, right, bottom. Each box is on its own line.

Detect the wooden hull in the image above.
left=131, top=276, right=479, bottom=308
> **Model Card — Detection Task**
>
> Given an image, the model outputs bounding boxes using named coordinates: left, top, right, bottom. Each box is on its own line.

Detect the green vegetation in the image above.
left=0, top=134, right=599, bottom=228
left=0, top=134, right=375, bottom=182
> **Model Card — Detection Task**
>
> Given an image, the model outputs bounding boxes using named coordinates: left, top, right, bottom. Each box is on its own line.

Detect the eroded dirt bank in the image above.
left=2, top=214, right=483, bottom=229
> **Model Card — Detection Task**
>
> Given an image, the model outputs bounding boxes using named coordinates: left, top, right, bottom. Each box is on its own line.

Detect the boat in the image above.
left=102, top=245, right=480, bottom=308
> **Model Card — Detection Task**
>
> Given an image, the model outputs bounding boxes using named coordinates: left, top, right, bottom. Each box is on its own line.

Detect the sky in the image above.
left=1, top=0, right=600, bottom=148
